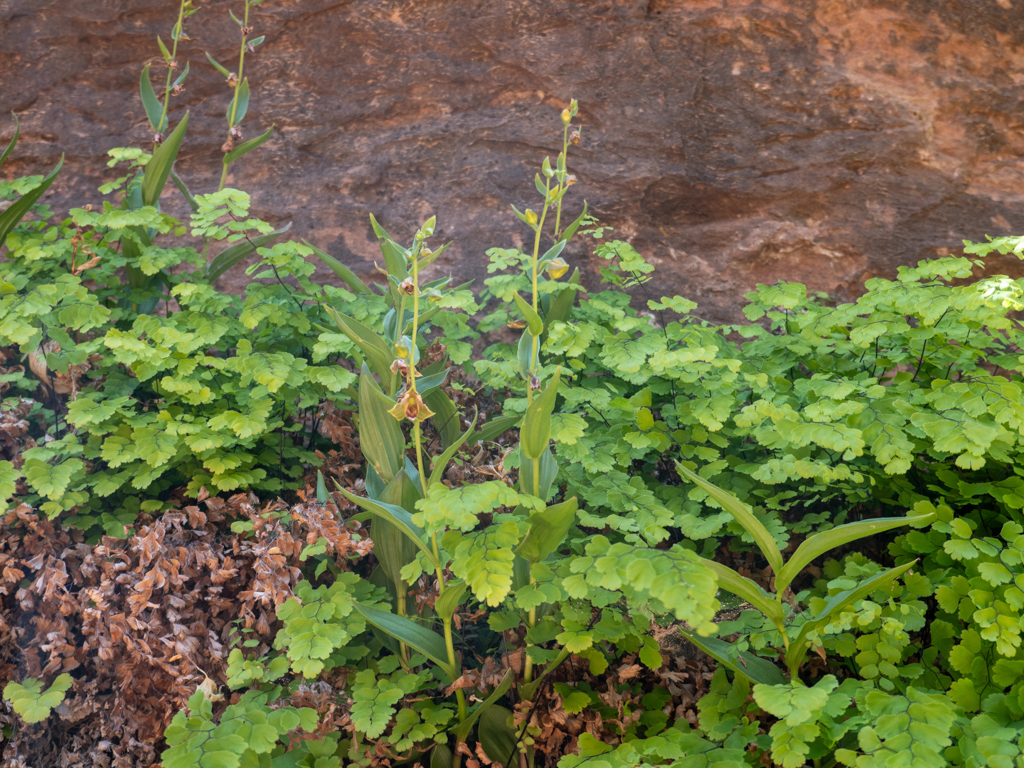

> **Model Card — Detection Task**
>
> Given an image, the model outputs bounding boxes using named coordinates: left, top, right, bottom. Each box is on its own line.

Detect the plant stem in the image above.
left=219, top=0, right=250, bottom=191
left=158, top=0, right=188, bottom=136
left=553, top=126, right=569, bottom=239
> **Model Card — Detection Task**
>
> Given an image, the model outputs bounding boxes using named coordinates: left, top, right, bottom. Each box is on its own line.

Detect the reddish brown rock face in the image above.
left=3, top=0, right=1024, bottom=321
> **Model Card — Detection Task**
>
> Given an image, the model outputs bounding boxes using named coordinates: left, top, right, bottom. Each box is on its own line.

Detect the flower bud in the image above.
left=569, top=130, right=581, bottom=145
left=525, top=209, right=538, bottom=227
left=529, top=376, right=541, bottom=391
left=394, top=342, right=410, bottom=359
left=545, top=257, right=569, bottom=279
left=561, top=108, right=571, bottom=125
left=247, top=42, right=255, bottom=53
left=569, top=99, right=578, bottom=116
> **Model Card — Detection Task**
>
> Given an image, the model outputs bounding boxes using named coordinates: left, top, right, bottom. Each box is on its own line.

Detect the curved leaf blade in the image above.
left=676, top=462, right=784, bottom=575
left=0, top=154, right=63, bottom=250
left=455, top=669, right=514, bottom=742
left=224, top=124, right=274, bottom=164
left=521, top=367, right=561, bottom=460
left=428, top=408, right=479, bottom=488
left=205, top=222, right=291, bottom=282
left=334, top=482, right=438, bottom=569
left=353, top=602, right=456, bottom=679
left=698, top=557, right=784, bottom=626
left=139, top=63, right=166, bottom=132
left=1, top=113, right=19, bottom=168
left=305, top=239, right=371, bottom=294
left=776, top=514, right=933, bottom=596
left=678, top=626, right=787, bottom=686
left=141, top=112, right=188, bottom=206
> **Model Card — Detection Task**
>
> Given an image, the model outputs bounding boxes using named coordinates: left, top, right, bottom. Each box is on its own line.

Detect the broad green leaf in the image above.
left=357, top=364, right=405, bottom=482
left=352, top=602, right=457, bottom=679
left=206, top=223, right=291, bottom=282
left=557, top=200, right=588, bottom=243
left=454, top=668, right=514, bottom=742
left=140, top=63, right=167, bottom=132
left=434, top=581, right=469, bottom=622
left=516, top=497, right=578, bottom=563
left=326, top=308, right=395, bottom=384
left=543, top=268, right=580, bottom=334
left=315, top=470, right=329, bottom=503
left=0, top=154, right=63, bottom=249
left=428, top=408, right=479, bottom=488
left=676, top=462, right=784, bottom=575
left=431, top=744, right=454, bottom=768
left=374, top=470, right=422, bottom=585
left=512, top=291, right=543, bottom=336
left=519, top=446, right=558, bottom=501
left=478, top=704, right=518, bottom=766
left=369, top=213, right=409, bottom=284
left=678, top=627, right=787, bottom=686
left=776, top=514, right=933, bottom=595
left=467, top=414, right=520, bottom=447
left=699, top=557, right=785, bottom=626
left=521, top=367, right=561, bottom=460
left=786, top=561, right=916, bottom=676
left=227, top=77, right=250, bottom=127
left=518, top=327, right=540, bottom=379
left=141, top=112, right=188, bottom=206
left=537, top=239, right=566, bottom=267
left=305, top=239, right=371, bottom=294
left=334, top=481, right=438, bottom=569
left=224, top=124, right=274, bottom=164
left=0, top=113, right=18, bottom=168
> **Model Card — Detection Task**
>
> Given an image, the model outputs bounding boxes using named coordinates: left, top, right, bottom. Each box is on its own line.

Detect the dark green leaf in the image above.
left=227, top=78, right=250, bottom=127
left=521, top=367, right=561, bottom=460
left=224, top=124, right=274, bottom=164
left=141, top=112, right=188, bottom=206
left=357, top=365, right=405, bottom=483
left=334, top=481, right=437, bottom=569
left=516, top=497, right=577, bottom=563
left=0, top=154, right=63, bottom=250
left=542, top=268, right=580, bottom=335
left=205, top=223, right=291, bottom=282
left=206, top=52, right=230, bottom=77
left=478, top=704, right=518, bottom=766
left=430, top=744, right=453, bottom=768
left=678, top=627, right=787, bottom=686
left=305, top=240, right=371, bottom=293
left=352, top=602, right=457, bottom=679
left=558, top=200, right=588, bottom=242
left=374, top=470, right=422, bottom=585
left=455, top=669, right=514, bottom=742
left=325, top=308, right=395, bottom=384
left=169, top=168, right=199, bottom=213
left=140, top=64, right=167, bottom=133
left=0, top=113, right=19, bottom=168
left=423, top=388, right=460, bottom=449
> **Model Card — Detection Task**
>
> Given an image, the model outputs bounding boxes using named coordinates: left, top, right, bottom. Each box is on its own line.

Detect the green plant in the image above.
left=2, top=674, right=72, bottom=724
left=674, top=463, right=933, bottom=681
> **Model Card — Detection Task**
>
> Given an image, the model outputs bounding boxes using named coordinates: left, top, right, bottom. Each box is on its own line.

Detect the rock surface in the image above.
left=3, top=0, right=1024, bottom=321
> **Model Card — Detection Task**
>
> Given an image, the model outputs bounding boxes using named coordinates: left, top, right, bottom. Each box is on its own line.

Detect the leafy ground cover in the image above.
left=5, top=2, right=1024, bottom=767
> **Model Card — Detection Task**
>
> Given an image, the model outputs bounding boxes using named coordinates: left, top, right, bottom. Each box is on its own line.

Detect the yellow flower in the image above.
left=545, top=257, right=569, bottom=279
left=561, top=108, right=571, bottom=125
left=388, top=390, right=435, bottom=423
left=525, top=209, right=538, bottom=227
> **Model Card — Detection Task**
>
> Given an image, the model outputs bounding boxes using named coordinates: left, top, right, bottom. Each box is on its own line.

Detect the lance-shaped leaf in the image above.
left=537, top=239, right=566, bottom=268
left=678, top=627, right=787, bottom=686
left=326, top=307, right=394, bottom=383
left=305, top=240, right=371, bottom=294
left=316, top=470, right=329, bottom=503
left=516, top=497, right=578, bottom=564
left=141, top=112, right=188, bottom=206
left=512, top=292, right=543, bottom=336
left=431, top=744, right=454, bottom=768
left=785, top=560, right=917, bottom=676
left=206, top=223, right=291, bottom=282
left=369, top=213, right=409, bottom=282
left=139, top=63, right=167, bottom=132
left=478, top=704, right=518, bottom=766
left=206, top=52, right=230, bottom=77
left=357, top=365, right=406, bottom=483
left=699, top=557, right=784, bottom=627
left=466, top=414, right=520, bottom=447
left=521, top=367, right=561, bottom=460
left=676, top=462, right=784, bottom=575
left=557, top=201, right=588, bottom=243
left=170, top=168, right=199, bottom=213
left=517, top=328, right=540, bottom=379
left=434, top=580, right=469, bottom=622
left=423, top=387, right=460, bottom=449
left=775, top=514, right=933, bottom=596
left=224, top=124, right=274, bottom=164
left=415, top=240, right=450, bottom=272
left=0, top=113, right=19, bottom=168
left=374, top=470, right=422, bottom=585
left=455, top=669, right=514, bottom=742
left=227, top=77, right=250, bottom=127
left=353, top=602, right=457, bottom=680
left=0, top=154, right=63, bottom=250
left=333, top=481, right=438, bottom=569
left=519, top=447, right=558, bottom=501
left=428, top=409, right=479, bottom=488
left=543, top=268, right=580, bottom=334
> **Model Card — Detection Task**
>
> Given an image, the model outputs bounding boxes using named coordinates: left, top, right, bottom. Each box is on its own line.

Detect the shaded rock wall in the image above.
left=4, top=0, right=1024, bottom=321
